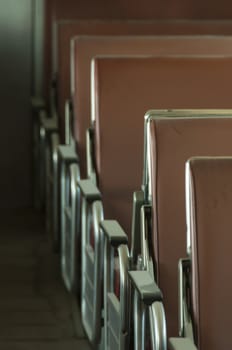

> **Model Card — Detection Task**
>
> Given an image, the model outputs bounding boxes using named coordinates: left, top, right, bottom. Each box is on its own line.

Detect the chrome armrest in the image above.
left=100, top=220, right=128, bottom=247
left=86, top=127, right=97, bottom=183
left=78, top=179, right=101, bottom=203
left=129, top=270, right=162, bottom=306
left=64, top=99, right=73, bottom=145
left=131, top=190, right=145, bottom=266
left=58, top=145, right=78, bottom=163
left=179, top=258, right=194, bottom=340
left=131, top=270, right=167, bottom=350
left=169, top=338, right=197, bottom=350
left=101, top=219, right=129, bottom=348
left=118, top=244, right=130, bottom=335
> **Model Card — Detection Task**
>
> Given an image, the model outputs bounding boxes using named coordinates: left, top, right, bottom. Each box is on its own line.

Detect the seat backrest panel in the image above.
left=56, top=19, right=232, bottom=139
left=59, top=20, right=197, bottom=135
left=188, top=157, right=232, bottom=349
left=149, top=116, right=232, bottom=337
left=93, top=56, right=232, bottom=235
left=73, top=35, right=232, bottom=177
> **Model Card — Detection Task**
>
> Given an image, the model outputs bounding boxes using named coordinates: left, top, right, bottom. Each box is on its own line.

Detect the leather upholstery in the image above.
left=93, top=56, right=232, bottom=240
left=187, top=157, right=232, bottom=349
left=44, top=13, right=232, bottom=102
left=56, top=19, right=232, bottom=142
left=58, top=20, right=208, bottom=141
left=72, top=35, right=232, bottom=177
left=149, top=115, right=232, bottom=337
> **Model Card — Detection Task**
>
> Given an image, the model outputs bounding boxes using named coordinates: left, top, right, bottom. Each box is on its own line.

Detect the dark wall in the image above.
left=0, top=0, right=32, bottom=208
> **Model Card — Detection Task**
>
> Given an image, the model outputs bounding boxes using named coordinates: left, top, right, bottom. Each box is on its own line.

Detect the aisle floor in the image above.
left=0, top=209, right=91, bottom=350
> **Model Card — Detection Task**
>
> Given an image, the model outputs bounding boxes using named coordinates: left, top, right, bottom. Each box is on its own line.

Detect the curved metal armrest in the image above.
left=65, top=99, right=73, bottom=145
left=101, top=219, right=130, bottom=347
left=58, top=145, right=78, bottom=163
left=131, top=190, right=145, bottom=266
left=169, top=338, right=197, bottom=350
left=100, top=220, right=128, bottom=247
left=78, top=179, right=101, bottom=203
left=129, top=270, right=163, bottom=306
left=86, top=127, right=97, bottom=183
left=179, top=258, right=194, bottom=340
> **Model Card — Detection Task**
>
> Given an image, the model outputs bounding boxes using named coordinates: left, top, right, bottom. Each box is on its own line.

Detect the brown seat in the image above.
left=71, top=35, right=232, bottom=178
left=40, top=7, right=232, bottom=223
left=58, top=34, right=232, bottom=302
left=92, top=56, right=232, bottom=238
left=46, top=17, right=232, bottom=106
left=60, top=37, right=232, bottom=305
left=44, top=0, right=232, bottom=110
left=147, top=113, right=232, bottom=339
left=185, top=157, right=232, bottom=349
left=58, top=19, right=198, bottom=140
left=56, top=19, right=232, bottom=142
left=83, top=56, right=232, bottom=347
left=91, top=58, right=232, bottom=344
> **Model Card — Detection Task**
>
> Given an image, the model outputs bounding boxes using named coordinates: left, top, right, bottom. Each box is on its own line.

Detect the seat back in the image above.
left=186, top=157, right=232, bottom=349
left=58, top=20, right=202, bottom=136
left=92, top=56, right=232, bottom=240
left=147, top=112, right=232, bottom=337
left=45, top=17, right=232, bottom=102
left=56, top=19, right=232, bottom=140
left=72, top=35, right=232, bottom=177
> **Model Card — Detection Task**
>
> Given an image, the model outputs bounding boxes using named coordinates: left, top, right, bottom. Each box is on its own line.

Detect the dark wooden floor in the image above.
left=0, top=209, right=91, bottom=349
